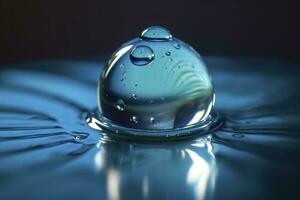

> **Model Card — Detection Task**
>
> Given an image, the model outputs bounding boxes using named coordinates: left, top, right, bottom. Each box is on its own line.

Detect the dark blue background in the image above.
left=0, top=0, right=299, bottom=64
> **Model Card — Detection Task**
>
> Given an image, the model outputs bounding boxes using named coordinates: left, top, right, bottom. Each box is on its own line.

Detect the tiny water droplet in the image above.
left=71, top=132, right=89, bottom=140
left=141, top=26, right=172, bottom=41
left=131, top=116, right=138, bottom=124
left=130, top=45, right=154, bottom=66
left=165, top=51, right=171, bottom=56
left=116, top=99, right=125, bottom=111
left=132, top=94, right=137, bottom=100
left=150, top=117, right=155, bottom=124
left=174, top=42, right=181, bottom=49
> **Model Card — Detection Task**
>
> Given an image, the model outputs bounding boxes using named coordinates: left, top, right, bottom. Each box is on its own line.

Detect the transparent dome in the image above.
left=97, top=26, right=215, bottom=137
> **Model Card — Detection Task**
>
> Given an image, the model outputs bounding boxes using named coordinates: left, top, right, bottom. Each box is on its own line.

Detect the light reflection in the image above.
left=94, top=135, right=217, bottom=200
left=202, top=101, right=214, bottom=124
left=94, top=148, right=105, bottom=171
left=187, top=110, right=205, bottom=126
left=142, top=176, right=149, bottom=199
left=86, top=116, right=103, bottom=131
left=107, top=168, right=121, bottom=200
left=104, top=45, right=133, bottom=78
left=186, top=139, right=217, bottom=200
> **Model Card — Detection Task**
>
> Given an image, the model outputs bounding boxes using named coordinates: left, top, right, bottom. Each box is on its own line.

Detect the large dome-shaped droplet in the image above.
left=94, top=26, right=217, bottom=138
left=141, top=26, right=172, bottom=41
left=130, top=45, right=154, bottom=66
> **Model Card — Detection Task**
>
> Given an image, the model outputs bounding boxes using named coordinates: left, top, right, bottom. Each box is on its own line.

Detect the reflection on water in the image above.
left=0, top=56, right=300, bottom=199
left=94, top=135, right=217, bottom=200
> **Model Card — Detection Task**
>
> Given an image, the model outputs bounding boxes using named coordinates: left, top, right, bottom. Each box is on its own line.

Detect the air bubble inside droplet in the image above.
left=150, top=117, right=155, bottom=124
left=131, top=94, right=137, bottom=100
left=174, top=42, right=181, bottom=49
left=115, top=99, right=125, bottom=111
left=88, top=26, right=219, bottom=139
left=165, top=51, right=171, bottom=56
left=131, top=116, right=138, bottom=124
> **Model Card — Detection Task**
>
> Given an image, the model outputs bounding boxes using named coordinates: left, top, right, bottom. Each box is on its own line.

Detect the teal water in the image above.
left=0, top=56, right=300, bottom=200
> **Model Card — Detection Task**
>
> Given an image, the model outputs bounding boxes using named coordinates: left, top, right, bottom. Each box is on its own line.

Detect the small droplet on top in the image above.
left=140, top=26, right=172, bottom=41
left=116, top=99, right=125, bottom=111
left=130, top=45, right=154, bottom=66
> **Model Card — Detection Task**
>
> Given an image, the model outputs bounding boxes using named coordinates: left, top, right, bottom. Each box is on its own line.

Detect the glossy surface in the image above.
left=0, top=57, right=300, bottom=199
left=98, top=27, right=214, bottom=135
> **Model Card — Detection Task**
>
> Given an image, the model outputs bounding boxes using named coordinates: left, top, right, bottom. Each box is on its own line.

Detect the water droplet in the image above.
left=174, top=42, right=181, bottom=49
left=132, top=94, right=137, bottom=100
left=71, top=132, right=89, bottom=140
left=131, top=116, right=138, bottom=124
left=116, top=99, right=125, bottom=111
left=150, top=117, right=155, bottom=124
left=130, top=45, right=154, bottom=66
left=96, top=26, right=216, bottom=137
left=165, top=51, right=171, bottom=56
left=141, top=26, right=172, bottom=41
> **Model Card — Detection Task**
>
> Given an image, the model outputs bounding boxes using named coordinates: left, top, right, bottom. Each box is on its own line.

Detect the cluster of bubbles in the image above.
left=97, top=26, right=215, bottom=137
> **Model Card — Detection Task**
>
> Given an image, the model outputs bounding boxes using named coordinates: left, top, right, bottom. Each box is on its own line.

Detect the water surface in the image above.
left=0, top=56, right=299, bottom=200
